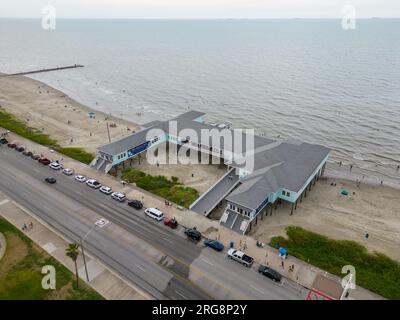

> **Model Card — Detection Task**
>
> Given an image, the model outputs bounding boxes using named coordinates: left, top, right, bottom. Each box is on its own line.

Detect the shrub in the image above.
left=269, top=226, right=400, bottom=299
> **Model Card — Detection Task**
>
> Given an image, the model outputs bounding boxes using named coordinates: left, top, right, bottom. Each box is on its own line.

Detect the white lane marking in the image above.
left=33, top=168, right=40, bottom=173
left=0, top=199, right=10, bottom=206
left=135, top=264, right=145, bottom=272
left=200, top=258, right=214, bottom=266
left=163, top=237, right=173, bottom=244
left=250, top=284, right=265, bottom=295
left=175, top=290, right=188, bottom=300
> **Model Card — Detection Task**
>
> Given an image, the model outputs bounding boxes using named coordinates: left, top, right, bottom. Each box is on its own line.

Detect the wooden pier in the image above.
left=1, top=64, right=84, bottom=77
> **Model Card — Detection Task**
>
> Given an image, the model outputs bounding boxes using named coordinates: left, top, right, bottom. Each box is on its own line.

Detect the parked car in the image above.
left=49, top=162, right=62, bottom=170
left=38, top=158, right=51, bottom=165
left=62, top=168, right=74, bottom=176
left=7, top=143, right=16, bottom=148
left=74, top=175, right=86, bottom=183
left=203, top=239, right=224, bottom=252
left=184, top=228, right=202, bottom=242
left=0, top=138, right=8, bottom=144
left=22, top=150, right=33, bottom=157
left=31, top=154, right=41, bottom=160
left=45, top=177, right=56, bottom=184
left=258, top=265, right=282, bottom=282
left=15, top=145, right=25, bottom=152
left=144, top=208, right=164, bottom=221
left=99, top=186, right=113, bottom=195
left=164, top=217, right=178, bottom=229
left=227, top=249, right=254, bottom=267
left=86, top=179, right=101, bottom=189
left=128, top=200, right=143, bottom=210
left=111, top=192, right=126, bottom=202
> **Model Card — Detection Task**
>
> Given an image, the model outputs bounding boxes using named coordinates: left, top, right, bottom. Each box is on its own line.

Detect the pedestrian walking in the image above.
left=350, top=164, right=353, bottom=172
left=29, top=222, right=33, bottom=229
left=281, top=261, right=284, bottom=268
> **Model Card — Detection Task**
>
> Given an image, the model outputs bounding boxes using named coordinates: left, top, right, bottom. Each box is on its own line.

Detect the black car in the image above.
left=0, top=138, right=8, bottom=144
left=258, top=265, right=282, bottom=282
left=15, top=146, right=25, bottom=152
left=45, top=177, right=57, bottom=184
left=22, top=150, right=33, bottom=157
left=184, top=228, right=201, bottom=242
left=128, top=200, right=143, bottom=210
left=203, top=239, right=224, bottom=252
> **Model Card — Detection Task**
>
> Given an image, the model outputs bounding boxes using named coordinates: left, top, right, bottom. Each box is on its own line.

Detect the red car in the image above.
left=7, top=143, right=17, bottom=148
left=39, top=158, right=51, bottom=165
left=164, top=217, right=178, bottom=229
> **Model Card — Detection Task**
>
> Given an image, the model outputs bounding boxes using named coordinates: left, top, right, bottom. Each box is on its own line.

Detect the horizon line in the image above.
left=1, top=16, right=400, bottom=20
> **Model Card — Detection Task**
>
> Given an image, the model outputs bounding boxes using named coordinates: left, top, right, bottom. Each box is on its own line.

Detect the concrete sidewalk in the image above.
left=0, top=191, right=149, bottom=300
left=2, top=132, right=384, bottom=300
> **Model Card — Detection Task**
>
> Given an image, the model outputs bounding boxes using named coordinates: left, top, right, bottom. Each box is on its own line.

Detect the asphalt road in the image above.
left=0, top=145, right=306, bottom=300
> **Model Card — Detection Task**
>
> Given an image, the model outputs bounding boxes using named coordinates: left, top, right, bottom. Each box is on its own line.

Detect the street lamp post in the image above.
left=80, top=224, right=97, bottom=282
left=79, top=218, right=109, bottom=282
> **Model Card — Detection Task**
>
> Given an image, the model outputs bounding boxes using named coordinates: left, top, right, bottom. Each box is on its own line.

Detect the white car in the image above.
left=62, top=168, right=74, bottom=176
left=111, top=192, right=126, bottom=202
left=86, top=179, right=102, bottom=189
left=100, top=186, right=113, bottom=195
left=74, top=175, right=86, bottom=183
left=49, top=162, right=62, bottom=170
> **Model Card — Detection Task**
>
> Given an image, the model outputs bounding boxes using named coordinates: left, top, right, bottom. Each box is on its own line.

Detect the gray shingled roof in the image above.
left=226, top=141, right=330, bottom=210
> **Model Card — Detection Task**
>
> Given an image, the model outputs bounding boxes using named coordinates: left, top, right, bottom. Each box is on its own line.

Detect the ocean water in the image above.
left=0, top=18, right=399, bottom=177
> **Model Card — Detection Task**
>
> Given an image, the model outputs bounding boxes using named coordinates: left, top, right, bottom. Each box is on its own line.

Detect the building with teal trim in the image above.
left=92, top=111, right=330, bottom=235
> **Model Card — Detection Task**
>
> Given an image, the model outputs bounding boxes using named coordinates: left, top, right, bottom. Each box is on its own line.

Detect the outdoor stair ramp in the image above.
left=189, top=168, right=240, bottom=216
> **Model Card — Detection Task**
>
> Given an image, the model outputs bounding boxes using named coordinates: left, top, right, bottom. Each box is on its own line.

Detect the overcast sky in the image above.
left=1, top=0, right=399, bottom=19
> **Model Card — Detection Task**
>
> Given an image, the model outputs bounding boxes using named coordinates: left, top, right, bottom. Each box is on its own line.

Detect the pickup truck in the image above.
left=227, top=248, right=254, bottom=267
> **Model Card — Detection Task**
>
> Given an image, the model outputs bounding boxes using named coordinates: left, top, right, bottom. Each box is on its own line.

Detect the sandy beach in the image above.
left=0, top=74, right=140, bottom=153
left=1, top=74, right=399, bottom=261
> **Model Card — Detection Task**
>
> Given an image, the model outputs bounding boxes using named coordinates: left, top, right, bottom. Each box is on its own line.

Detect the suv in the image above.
left=86, top=179, right=101, bottom=189
left=258, top=265, right=282, bottom=282
left=111, top=192, right=126, bottom=202
left=39, top=158, right=51, bottom=165
left=128, top=200, right=143, bottom=209
left=49, top=162, right=62, bottom=170
left=184, top=228, right=201, bottom=242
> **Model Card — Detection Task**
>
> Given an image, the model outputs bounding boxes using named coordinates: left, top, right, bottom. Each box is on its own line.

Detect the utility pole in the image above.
left=106, top=122, right=111, bottom=143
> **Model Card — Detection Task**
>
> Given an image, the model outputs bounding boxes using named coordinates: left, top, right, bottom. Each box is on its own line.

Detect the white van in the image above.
left=144, top=208, right=164, bottom=221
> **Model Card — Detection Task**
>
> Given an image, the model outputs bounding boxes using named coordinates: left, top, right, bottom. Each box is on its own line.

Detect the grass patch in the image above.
left=58, top=147, right=94, bottom=165
left=269, top=226, right=400, bottom=299
left=0, top=110, right=94, bottom=165
left=122, top=168, right=199, bottom=208
left=0, top=110, right=59, bottom=147
left=0, top=218, right=103, bottom=300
